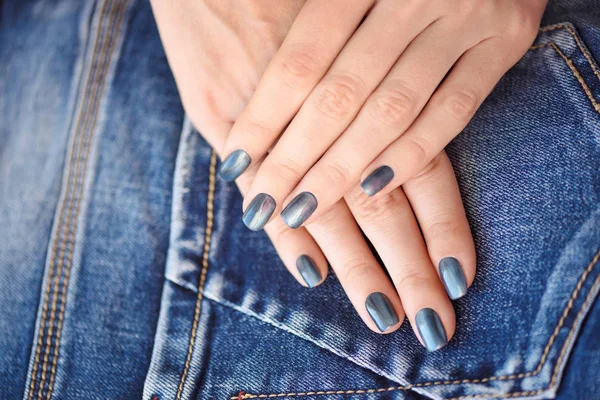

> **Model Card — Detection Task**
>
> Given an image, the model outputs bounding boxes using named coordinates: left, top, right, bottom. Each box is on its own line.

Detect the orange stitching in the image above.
left=233, top=24, right=600, bottom=400
left=26, top=1, right=115, bottom=398
left=176, top=151, right=218, bottom=399
left=548, top=42, right=600, bottom=112
left=450, top=271, right=600, bottom=400
left=232, top=251, right=600, bottom=399
left=550, top=271, right=600, bottom=388
left=44, top=2, right=129, bottom=399
left=541, top=24, right=600, bottom=84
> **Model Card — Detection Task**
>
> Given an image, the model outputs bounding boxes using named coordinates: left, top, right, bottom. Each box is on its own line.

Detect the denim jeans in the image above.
left=0, top=0, right=599, bottom=399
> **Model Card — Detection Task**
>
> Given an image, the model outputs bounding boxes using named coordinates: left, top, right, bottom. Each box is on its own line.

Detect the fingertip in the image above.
left=219, top=149, right=251, bottom=182
left=364, top=291, right=404, bottom=334
left=296, top=254, right=327, bottom=288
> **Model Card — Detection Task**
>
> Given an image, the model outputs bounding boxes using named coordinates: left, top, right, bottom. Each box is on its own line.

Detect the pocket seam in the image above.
left=234, top=250, right=600, bottom=400
left=175, top=151, right=218, bottom=400
left=232, top=22, right=600, bottom=400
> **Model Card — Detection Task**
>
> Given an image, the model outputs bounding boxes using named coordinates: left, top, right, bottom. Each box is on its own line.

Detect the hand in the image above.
left=151, top=0, right=475, bottom=350
left=218, top=0, right=547, bottom=231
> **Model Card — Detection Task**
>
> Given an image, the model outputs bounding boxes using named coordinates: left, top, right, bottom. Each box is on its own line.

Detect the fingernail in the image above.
left=242, top=193, right=276, bottom=231
left=439, top=257, right=468, bottom=300
left=365, top=292, right=400, bottom=332
left=281, top=192, right=317, bottom=229
left=360, top=166, right=394, bottom=196
left=219, top=149, right=251, bottom=182
left=415, top=308, right=448, bottom=352
left=296, top=255, right=322, bottom=288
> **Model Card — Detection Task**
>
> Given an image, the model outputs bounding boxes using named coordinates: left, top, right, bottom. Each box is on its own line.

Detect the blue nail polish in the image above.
left=361, top=166, right=394, bottom=196
left=365, top=292, right=400, bottom=332
left=296, top=255, right=322, bottom=288
left=242, top=193, right=276, bottom=231
left=439, top=257, right=468, bottom=300
left=281, top=192, right=318, bottom=229
left=415, top=308, right=448, bottom=352
left=219, top=149, right=251, bottom=182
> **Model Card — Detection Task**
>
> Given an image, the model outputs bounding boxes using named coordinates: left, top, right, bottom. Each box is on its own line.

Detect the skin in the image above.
left=225, top=0, right=547, bottom=229
left=148, top=0, right=531, bottom=347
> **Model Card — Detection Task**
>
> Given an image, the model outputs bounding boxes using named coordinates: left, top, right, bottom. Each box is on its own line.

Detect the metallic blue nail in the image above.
left=439, top=257, right=468, bottom=300
left=296, top=255, right=322, bottom=288
left=281, top=192, right=318, bottom=229
left=415, top=308, right=448, bottom=352
left=365, top=292, right=400, bottom=332
left=242, top=193, right=276, bottom=231
left=219, top=149, right=251, bottom=182
left=360, top=166, right=394, bottom=196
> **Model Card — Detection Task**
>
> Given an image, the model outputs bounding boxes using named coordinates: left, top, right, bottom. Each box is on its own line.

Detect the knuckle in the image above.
left=341, top=257, right=376, bottom=283
left=314, top=73, right=362, bottom=121
left=245, top=116, right=274, bottom=141
left=279, top=45, right=323, bottom=89
left=424, top=219, right=460, bottom=239
left=406, top=135, right=433, bottom=165
left=323, top=158, right=353, bottom=188
left=271, top=158, right=305, bottom=182
left=440, top=89, right=478, bottom=122
left=351, top=190, right=405, bottom=223
left=411, top=152, right=445, bottom=182
left=394, top=268, right=431, bottom=291
left=504, top=5, right=540, bottom=41
left=369, top=83, right=417, bottom=128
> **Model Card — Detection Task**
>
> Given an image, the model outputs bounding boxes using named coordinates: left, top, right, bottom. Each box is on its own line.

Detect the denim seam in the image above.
left=230, top=23, right=600, bottom=400
left=541, top=24, right=600, bottom=84
left=545, top=42, right=600, bottom=111
left=175, top=151, right=218, bottom=400
left=232, top=250, right=600, bottom=399
left=25, top=1, right=129, bottom=399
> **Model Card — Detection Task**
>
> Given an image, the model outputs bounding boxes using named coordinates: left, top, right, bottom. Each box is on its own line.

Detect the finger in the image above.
left=307, top=200, right=405, bottom=334
left=403, top=152, right=476, bottom=300
left=360, top=37, right=518, bottom=197
left=345, top=185, right=455, bottom=351
left=243, top=1, right=442, bottom=228
left=234, top=157, right=328, bottom=288
left=218, top=0, right=373, bottom=182
left=277, top=16, right=477, bottom=228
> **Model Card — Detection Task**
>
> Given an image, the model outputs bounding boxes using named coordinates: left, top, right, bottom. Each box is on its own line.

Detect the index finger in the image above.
left=218, top=0, right=373, bottom=181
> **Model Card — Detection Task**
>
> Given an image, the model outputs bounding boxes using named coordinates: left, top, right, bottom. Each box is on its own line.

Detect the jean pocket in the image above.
left=148, top=23, right=600, bottom=400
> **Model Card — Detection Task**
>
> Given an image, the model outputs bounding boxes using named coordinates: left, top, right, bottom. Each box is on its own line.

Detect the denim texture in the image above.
left=1, top=1, right=600, bottom=399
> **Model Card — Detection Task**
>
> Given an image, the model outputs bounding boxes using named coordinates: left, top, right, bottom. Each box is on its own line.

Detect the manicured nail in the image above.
left=219, top=149, right=251, bottom=182
left=415, top=308, right=448, bottom=352
left=296, top=255, right=322, bottom=288
left=281, top=192, right=318, bottom=229
left=360, top=166, right=394, bottom=196
left=365, top=292, right=400, bottom=332
left=242, top=193, right=276, bottom=231
left=439, top=257, right=468, bottom=300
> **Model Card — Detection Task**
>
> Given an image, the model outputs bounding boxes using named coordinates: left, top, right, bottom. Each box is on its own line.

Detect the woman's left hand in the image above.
left=219, top=0, right=547, bottom=230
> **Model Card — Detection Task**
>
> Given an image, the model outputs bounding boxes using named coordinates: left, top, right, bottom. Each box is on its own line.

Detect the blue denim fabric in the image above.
left=1, top=1, right=599, bottom=400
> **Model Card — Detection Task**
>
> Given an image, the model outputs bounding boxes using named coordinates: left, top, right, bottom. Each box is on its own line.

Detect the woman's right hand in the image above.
left=150, top=0, right=476, bottom=351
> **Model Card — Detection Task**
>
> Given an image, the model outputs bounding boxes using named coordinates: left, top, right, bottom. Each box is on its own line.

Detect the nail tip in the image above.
left=416, top=308, right=448, bottom=352
left=296, top=255, right=322, bottom=288
left=426, top=341, right=448, bottom=352
left=361, top=166, right=394, bottom=197
left=365, top=292, right=399, bottom=333
left=219, top=150, right=251, bottom=182
left=280, top=192, right=318, bottom=229
left=242, top=193, right=275, bottom=231
left=439, top=257, right=468, bottom=301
